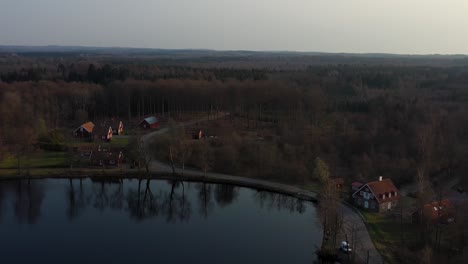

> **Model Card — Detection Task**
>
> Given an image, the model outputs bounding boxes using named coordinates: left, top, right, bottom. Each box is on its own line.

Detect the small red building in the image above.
left=413, top=199, right=456, bottom=224
left=74, top=122, right=95, bottom=139
left=139, top=116, right=160, bottom=129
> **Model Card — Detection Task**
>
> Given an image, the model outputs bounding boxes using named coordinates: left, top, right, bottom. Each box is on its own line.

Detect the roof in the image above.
left=423, top=199, right=454, bottom=221
left=141, top=116, right=159, bottom=125
left=354, top=178, right=400, bottom=204
left=367, top=179, right=400, bottom=204
left=75, top=122, right=95, bottom=133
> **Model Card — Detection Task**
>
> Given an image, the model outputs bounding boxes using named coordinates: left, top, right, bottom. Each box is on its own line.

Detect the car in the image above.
left=340, top=241, right=352, bottom=253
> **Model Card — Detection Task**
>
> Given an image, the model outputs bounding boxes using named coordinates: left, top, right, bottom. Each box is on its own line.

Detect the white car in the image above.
left=340, top=241, right=352, bottom=253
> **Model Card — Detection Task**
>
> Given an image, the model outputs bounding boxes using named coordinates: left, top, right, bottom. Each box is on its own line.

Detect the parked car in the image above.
left=340, top=241, right=352, bottom=253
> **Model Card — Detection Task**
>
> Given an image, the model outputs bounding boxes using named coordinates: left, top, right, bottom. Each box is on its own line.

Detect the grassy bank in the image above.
left=68, top=136, right=130, bottom=148
left=0, top=152, right=69, bottom=169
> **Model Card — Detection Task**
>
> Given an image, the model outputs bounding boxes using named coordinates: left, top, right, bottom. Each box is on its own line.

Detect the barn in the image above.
left=74, top=122, right=95, bottom=139
left=139, top=116, right=160, bottom=129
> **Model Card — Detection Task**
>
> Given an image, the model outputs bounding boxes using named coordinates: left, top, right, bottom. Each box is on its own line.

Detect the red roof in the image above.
left=354, top=178, right=400, bottom=204
left=75, top=121, right=95, bottom=133
left=423, top=199, right=454, bottom=222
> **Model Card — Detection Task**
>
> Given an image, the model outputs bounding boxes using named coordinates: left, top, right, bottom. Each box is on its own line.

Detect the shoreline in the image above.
left=0, top=168, right=318, bottom=202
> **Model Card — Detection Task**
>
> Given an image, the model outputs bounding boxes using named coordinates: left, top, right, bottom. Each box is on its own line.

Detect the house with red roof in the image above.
left=139, top=116, right=160, bottom=129
left=73, top=121, right=95, bottom=139
left=351, top=176, right=400, bottom=212
left=412, top=199, right=456, bottom=224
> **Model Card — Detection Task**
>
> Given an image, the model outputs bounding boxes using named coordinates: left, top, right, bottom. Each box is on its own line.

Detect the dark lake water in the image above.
left=0, top=178, right=322, bottom=264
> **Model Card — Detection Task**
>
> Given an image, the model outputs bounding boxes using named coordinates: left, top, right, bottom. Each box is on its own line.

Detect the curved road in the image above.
left=141, top=114, right=383, bottom=264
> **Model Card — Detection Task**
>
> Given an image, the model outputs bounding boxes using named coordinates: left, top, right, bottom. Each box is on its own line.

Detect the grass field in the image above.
left=0, top=151, right=69, bottom=169
left=67, top=136, right=130, bottom=148
left=360, top=199, right=420, bottom=263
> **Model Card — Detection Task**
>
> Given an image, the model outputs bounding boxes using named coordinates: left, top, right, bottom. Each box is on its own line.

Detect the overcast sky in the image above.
left=1, top=0, right=467, bottom=54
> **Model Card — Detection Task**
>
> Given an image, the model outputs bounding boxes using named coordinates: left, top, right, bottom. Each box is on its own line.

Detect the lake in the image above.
left=0, top=178, right=322, bottom=264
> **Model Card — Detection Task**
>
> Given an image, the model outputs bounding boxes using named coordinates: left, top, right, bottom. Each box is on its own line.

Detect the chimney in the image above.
left=379, top=176, right=383, bottom=181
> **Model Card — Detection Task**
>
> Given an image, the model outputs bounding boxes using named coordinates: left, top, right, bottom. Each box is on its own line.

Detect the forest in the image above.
left=1, top=53, right=468, bottom=186
left=1, top=51, right=468, bottom=263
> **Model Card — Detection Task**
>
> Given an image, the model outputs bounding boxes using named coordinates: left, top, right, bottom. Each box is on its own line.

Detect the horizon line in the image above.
left=0, top=44, right=467, bottom=57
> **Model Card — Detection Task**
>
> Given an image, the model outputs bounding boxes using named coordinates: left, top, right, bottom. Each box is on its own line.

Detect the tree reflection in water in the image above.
left=214, top=184, right=239, bottom=207
left=196, top=182, right=214, bottom=218
left=253, top=190, right=306, bottom=214
left=13, top=179, right=45, bottom=224
left=1, top=178, right=308, bottom=224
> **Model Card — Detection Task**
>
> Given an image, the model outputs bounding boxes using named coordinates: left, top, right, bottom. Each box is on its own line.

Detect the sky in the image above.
left=1, top=0, right=468, bottom=54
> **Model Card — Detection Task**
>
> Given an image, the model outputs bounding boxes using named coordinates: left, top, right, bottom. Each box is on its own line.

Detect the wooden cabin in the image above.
left=139, top=116, right=160, bottom=129
left=73, top=122, right=95, bottom=139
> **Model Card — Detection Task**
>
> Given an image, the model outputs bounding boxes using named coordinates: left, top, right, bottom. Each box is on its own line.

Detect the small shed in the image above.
left=74, top=122, right=95, bottom=138
left=139, top=116, right=160, bottom=129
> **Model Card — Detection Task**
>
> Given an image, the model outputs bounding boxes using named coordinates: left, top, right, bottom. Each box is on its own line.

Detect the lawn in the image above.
left=68, top=136, right=130, bottom=148
left=360, top=206, right=420, bottom=263
left=0, top=151, right=69, bottom=169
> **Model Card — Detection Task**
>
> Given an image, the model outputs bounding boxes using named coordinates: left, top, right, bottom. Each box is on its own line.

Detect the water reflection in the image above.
left=0, top=180, right=45, bottom=225
left=0, top=178, right=308, bottom=224
left=253, top=190, right=306, bottom=213
left=0, top=178, right=320, bottom=264
left=196, top=182, right=214, bottom=217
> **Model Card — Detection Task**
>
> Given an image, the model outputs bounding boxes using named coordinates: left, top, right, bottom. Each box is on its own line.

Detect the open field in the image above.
left=0, top=152, right=69, bottom=169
